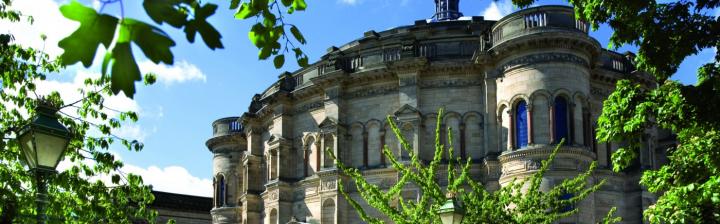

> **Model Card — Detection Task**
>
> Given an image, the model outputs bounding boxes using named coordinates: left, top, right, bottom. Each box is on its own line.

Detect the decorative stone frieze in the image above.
left=501, top=53, right=589, bottom=72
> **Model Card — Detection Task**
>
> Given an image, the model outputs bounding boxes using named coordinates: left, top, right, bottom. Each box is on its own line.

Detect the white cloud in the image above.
left=57, top=153, right=212, bottom=197
left=35, top=70, right=141, bottom=117
left=481, top=0, right=514, bottom=20
left=123, top=164, right=213, bottom=197
left=0, top=0, right=77, bottom=57
left=113, top=124, right=149, bottom=142
left=139, top=60, right=207, bottom=86
left=338, top=0, right=361, bottom=5
left=29, top=69, right=151, bottom=143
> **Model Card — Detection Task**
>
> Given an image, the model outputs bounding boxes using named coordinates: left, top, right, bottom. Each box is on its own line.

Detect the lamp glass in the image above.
left=439, top=211, right=463, bottom=224
left=34, top=132, right=69, bottom=169
left=438, top=197, right=464, bottom=224
left=19, top=132, right=37, bottom=168
left=18, top=104, right=71, bottom=171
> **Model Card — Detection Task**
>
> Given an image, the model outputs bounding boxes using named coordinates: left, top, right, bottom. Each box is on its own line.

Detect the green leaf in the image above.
left=273, top=54, right=285, bottom=68
left=251, top=0, right=269, bottom=10
left=235, top=3, right=259, bottom=19
left=144, top=73, right=157, bottom=86
left=110, top=42, right=141, bottom=98
left=281, top=0, right=293, bottom=7
left=293, top=0, right=307, bottom=11
left=229, top=0, right=241, bottom=9
left=58, top=0, right=118, bottom=67
left=101, top=52, right=112, bottom=76
left=290, top=25, right=306, bottom=44
left=259, top=46, right=272, bottom=59
left=122, top=19, right=175, bottom=64
left=142, top=0, right=187, bottom=28
left=185, top=3, right=223, bottom=50
left=248, top=23, right=266, bottom=47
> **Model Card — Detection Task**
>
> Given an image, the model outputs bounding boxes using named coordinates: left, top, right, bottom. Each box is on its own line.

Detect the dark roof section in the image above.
left=151, top=191, right=213, bottom=212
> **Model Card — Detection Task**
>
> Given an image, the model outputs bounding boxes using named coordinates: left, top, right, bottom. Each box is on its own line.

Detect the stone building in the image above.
left=150, top=191, right=213, bottom=224
left=205, top=1, right=670, bottom=223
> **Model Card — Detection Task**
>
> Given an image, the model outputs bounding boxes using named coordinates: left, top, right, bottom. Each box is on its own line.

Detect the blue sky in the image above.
left=4, top=0, right=711, bottom=196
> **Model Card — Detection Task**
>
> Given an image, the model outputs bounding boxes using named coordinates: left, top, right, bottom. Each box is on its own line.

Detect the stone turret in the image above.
left=206, top=117, right=245, bottom=223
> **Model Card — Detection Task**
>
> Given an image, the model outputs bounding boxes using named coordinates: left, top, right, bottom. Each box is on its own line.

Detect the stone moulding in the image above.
left=418, top=78, right=483, bottom=89
left=501, top=52, right=589, bottom=72
left=345, top=84, right=399, bottom=100
left=293, top=101, right=324, bottom=114
left=206, top=134, right=245, bottom=152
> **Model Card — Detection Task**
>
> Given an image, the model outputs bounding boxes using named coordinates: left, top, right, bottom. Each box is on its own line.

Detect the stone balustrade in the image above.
left=212, top=117, right=242, bottom=137
left=490, top=5, right=589, bottom=46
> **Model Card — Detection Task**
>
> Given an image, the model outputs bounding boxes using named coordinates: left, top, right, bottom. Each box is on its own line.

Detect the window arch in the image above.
left=323, top=134, right=335, bottom=169
left=214, top=174, right=226, bottom=207
left=322, top=199, right=336, bottom=224
left=269, top=208, right=278, bottom=224
left=515, top=100, right=528, bottom=149
left=304, top=136, right=316, bottom=177
left=554, top=96, right=570, bottom=144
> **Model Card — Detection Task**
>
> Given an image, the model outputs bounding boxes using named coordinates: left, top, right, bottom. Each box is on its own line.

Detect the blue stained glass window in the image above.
left=554, top=97, right=569, bottom=144
left=559, top=193, right=574, bottom=212
left=515, top=101, right=528, bottom=149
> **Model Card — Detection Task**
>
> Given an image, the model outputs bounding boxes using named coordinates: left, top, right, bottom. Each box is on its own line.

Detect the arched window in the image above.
left=304, top=136, right=316, bottom=177
left=515, top=100, right=528, bottom=149
left=554, top=97, right=569, bottom=144
left=559, top=193, right=574, bottom=212
left=322, top=199, right=336, bottom=224
left=269, top=208, right=278, bottom=224
left=323, top=134, right=335, bottom=168
left=215, top=175, right=226, bottom=207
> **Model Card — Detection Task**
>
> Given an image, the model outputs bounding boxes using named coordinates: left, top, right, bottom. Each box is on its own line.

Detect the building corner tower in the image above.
left=207, top=117, right=246, bottom=223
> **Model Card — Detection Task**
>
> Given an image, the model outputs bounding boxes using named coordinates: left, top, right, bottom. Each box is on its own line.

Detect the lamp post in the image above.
left=438, top=191, right=464, bottom=224
left=17, top=102, right=71, bottom=224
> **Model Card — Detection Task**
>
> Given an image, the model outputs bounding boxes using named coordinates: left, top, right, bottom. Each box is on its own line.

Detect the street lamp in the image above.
left=17, top=102, right=71, bottom=224
left=438, top=191, right=464, bottom=224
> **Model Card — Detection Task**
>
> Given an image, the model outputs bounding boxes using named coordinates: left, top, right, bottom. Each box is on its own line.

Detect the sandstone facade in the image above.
left=205, top=5, right=669, bottom=224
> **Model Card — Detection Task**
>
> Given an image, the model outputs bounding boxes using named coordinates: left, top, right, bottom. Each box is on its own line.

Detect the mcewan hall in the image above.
left=203, top=1, right=671, bottom=223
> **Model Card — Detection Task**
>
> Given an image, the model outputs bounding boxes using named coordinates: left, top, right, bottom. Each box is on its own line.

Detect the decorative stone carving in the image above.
left=321, top=179, right=337, bottom=191
left=590, top=86, right=610, bottom=97
left=346, top=85, right=399, bottom=99
left=294, top=101, right=323, bottom=113
left=524, top=159, right=542, bottom=170
left=418, top=79, right=483, bottom=89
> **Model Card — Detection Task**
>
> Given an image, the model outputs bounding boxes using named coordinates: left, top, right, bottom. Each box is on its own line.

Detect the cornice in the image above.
left=345, top=83, right=399, bottom=100
left=386, top=57, right=428, bottom=74
left=490, top=32, right=601, bottom=62
left=418, top=78, right=483, bottom=89
left=498, top=145, right=596, bottom=163
left=206, top=134, right=245, bottom=152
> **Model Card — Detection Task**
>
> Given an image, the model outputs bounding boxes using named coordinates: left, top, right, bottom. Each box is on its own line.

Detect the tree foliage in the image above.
left=511, top=0, right=720, bottom=222
left=1, top=0, right=159, bottom=222
left=329, top=109, right=620, bottom=224
left=58, top=0, right=309, bottom=98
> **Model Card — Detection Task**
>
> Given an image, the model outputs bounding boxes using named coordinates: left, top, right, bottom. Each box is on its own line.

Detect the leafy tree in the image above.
left=57, top=0, right=309, bottom=98
left=511, top=0, right=720, bottom=222
left=1, top=0, right=160, bottom=222
left=329, top=109, right=621, bottom=224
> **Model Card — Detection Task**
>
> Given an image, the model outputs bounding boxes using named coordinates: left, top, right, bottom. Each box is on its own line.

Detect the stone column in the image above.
left=527, top=104, right=534, bottom=145
left=508, top=109, right=514, bottom=150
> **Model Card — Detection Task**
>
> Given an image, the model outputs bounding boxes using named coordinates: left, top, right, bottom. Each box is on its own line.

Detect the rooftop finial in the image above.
left=434, top=0, right=463, bottom=21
